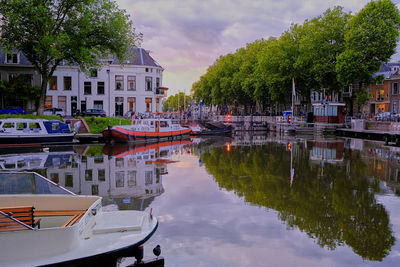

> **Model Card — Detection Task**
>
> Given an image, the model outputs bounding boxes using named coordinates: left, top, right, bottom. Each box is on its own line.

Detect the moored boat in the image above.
left=102, top=118, right=191, bottom=142
left=0, top=172, right=158, bottom=266
left=0, top=118, right=75, bottom=145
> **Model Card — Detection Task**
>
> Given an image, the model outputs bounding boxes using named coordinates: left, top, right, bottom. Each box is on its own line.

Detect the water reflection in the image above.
left=0, top=141, right=190, bottom=211
left=200, top=137, right=395, bottom=261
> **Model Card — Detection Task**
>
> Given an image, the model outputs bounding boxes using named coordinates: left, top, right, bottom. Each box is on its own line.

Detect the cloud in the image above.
left=117, top=0, right=375, bottom=95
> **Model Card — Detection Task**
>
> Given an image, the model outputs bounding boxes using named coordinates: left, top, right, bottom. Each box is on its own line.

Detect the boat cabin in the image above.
left=312, top=102, right=345, bottom=123
left=0, top=119, right=72, bottom=134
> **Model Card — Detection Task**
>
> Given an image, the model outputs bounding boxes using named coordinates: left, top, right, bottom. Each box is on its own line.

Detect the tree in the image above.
left=163, top=92, right=192, bottom=112
left=0, top=0, right=141, bottom=114
left=336, top=0, right=400, bottom=86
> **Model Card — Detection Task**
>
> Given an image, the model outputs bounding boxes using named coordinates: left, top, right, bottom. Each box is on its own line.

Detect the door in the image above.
left=155, top=121, right=159, bottom=133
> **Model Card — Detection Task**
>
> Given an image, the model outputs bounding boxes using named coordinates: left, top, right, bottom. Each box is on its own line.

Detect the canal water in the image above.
left=1, top=133, right=400, bottom=266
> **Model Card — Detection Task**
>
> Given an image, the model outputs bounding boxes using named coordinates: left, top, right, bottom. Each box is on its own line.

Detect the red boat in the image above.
left=103, top=118, right=191, bottom=142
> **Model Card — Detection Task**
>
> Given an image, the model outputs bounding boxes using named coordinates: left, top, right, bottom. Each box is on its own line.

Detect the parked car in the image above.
left=83, top=109, right=106, bottom=117
left=43, top=108, right=65, bottom=117
left=0, top=106, right=25, bottom=115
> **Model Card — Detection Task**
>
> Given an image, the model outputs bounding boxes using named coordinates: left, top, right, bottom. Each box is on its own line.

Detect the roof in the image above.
left=0, top=50, right=32, bottom=66
left=109, top=47, right=162, bottom=68
left=0, top=47, right=162, bottom=68
left=372, top=62, right=400, bottom=79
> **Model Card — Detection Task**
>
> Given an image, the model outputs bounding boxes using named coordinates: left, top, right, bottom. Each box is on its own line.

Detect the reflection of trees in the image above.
left=201, top=143, right=394, bottom=261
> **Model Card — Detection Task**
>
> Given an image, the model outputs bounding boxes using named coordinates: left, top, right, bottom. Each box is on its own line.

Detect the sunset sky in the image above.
left=117, top=0, right=400, bottom=96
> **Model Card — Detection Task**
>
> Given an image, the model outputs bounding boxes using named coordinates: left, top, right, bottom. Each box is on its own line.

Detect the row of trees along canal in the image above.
left=191, top=0, right=400, bottom=114
left=0, top=0, right=141, bottom=115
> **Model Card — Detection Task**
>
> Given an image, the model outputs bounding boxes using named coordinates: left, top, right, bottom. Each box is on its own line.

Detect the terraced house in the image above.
left=0, top=48, right=167, bottom=116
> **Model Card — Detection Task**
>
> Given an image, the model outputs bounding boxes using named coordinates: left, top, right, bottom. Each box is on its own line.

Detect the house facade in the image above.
left=0, top=48, right=167, bottom=116
left=369, top=63, right=400, bottom=115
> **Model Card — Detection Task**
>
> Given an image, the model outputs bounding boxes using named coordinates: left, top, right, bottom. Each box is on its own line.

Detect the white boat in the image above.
left=0, top=172, right=158, bottom=266
left=0, top=118, right=75, bottom=145
left=102, top=118, right=191, bottom=142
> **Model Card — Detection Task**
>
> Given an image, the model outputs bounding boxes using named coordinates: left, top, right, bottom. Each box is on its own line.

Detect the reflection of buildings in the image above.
left=0, top=141, right=190, bottom=210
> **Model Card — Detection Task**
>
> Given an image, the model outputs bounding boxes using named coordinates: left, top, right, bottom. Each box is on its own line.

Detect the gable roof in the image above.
left=0, top=47, right=162, bottom=69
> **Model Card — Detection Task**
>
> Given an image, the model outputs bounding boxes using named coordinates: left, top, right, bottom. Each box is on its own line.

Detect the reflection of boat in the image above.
left=103, top=140, right=191, bottom=159
left=0, top=151, right=73, bottom=170
left=102, top=118, right=191, bottom=142
left=0, top=172, right=157, bottom=266
left=0, top=118, right=75, bottom=145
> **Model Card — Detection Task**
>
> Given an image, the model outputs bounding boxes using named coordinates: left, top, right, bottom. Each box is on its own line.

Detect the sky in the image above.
left=117, top=0, right=400, bottom=96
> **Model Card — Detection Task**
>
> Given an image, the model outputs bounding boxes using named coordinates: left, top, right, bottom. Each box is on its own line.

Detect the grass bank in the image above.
left=83, top=116, right=131, bottom=134
left=0, top=114, right=62, bottom=121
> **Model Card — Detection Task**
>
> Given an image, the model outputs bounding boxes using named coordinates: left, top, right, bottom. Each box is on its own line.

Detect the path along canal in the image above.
left=1, top=134, right=400, bottom=266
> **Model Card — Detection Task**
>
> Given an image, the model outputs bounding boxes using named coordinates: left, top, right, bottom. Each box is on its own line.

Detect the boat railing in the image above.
left=0, top=210, right=34, bottom=230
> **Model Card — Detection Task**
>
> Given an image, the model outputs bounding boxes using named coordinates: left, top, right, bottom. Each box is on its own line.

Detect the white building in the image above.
left=0, top=48, right=167, bottom=116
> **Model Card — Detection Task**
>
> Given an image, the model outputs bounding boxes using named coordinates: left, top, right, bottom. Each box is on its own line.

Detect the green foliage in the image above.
left=336, top=0, right=400, bottom=85
left=355, top=87, right=371, bottom=107
left=193, top=1, right=400, bottom=108
left=83, top=145, right=104, bottom=157
left=83, top=116, right=131, bottom=134
left=200, top=143, right=394, bottom=261
left=0, top=75, right=42, bottom=107
left=0, top=0, right=141, bottom=114
left=0, top=114, right=62, bottom=121
left=163, top=92, right=192, bottom=112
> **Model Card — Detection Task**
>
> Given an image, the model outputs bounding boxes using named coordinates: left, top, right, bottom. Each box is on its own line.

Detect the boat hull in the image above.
left=0, top=134, right=75, bottom=145
left=103, top=127, right=192, bottom=142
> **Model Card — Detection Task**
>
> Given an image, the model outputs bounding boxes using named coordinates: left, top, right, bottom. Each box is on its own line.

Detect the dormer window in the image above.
left=6, top=53, right=19, bottom=64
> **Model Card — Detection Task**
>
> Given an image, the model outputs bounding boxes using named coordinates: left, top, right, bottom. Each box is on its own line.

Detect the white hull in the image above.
left=0, top=194, right=157, bottom=266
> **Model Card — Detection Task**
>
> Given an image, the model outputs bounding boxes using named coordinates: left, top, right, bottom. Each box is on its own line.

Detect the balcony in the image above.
left=156, top=87, right=168, bottom=96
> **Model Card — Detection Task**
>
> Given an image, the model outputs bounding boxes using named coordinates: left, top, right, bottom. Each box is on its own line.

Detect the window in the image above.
left=156, top=77, right=160, bottom=88
left=128, top=76, right=136, bottom=91
left=64, top=76, right=71, bottom=90
left=97, top=81, right=104, bottom=95
left=50, top=173, right=59, bottom=183
left=145, top=77, right=152, bottom=91
left=128, top=171, right=136, bottom=187
left=377, top=89, right=385, bottom=101
left=115, top=158, right=124, bottom=168
left=45, top=96, right=53, bottom=108
left=85, top=169, right=93, bottom=181
left=116, top=171, right=124, bottom=187
left=65, top=173, right=73, bottom=187
left=128, top=97, right=136, bottom=111
left=8, top=73, right=17, bottom=86
left=98, top=169, right=105, bottom=181
left=16, top=123, right=26, bottom=131
left=394, top=101, right=398, bottom=114
left=145, top=171, right=153, bottom=185
left=89, top=68, right=98, bottom=78
left=58, top=96, right=66, bottom=110
left=145, top=68, right=149, bottom=72
left=6, top=53, right=18, bottom=64
left=115, top=75, right=124, bottom=90
left=393, top=83, right=398, bottom=95
left=49, top=76, right=57, bottom=90
left=145, top=98, right=152, bottom=112
left=94, top=157, right=104, bottom=164
left=84, top=81, right=91, bottom=95
left=91, top=185, right=99, bottom=195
